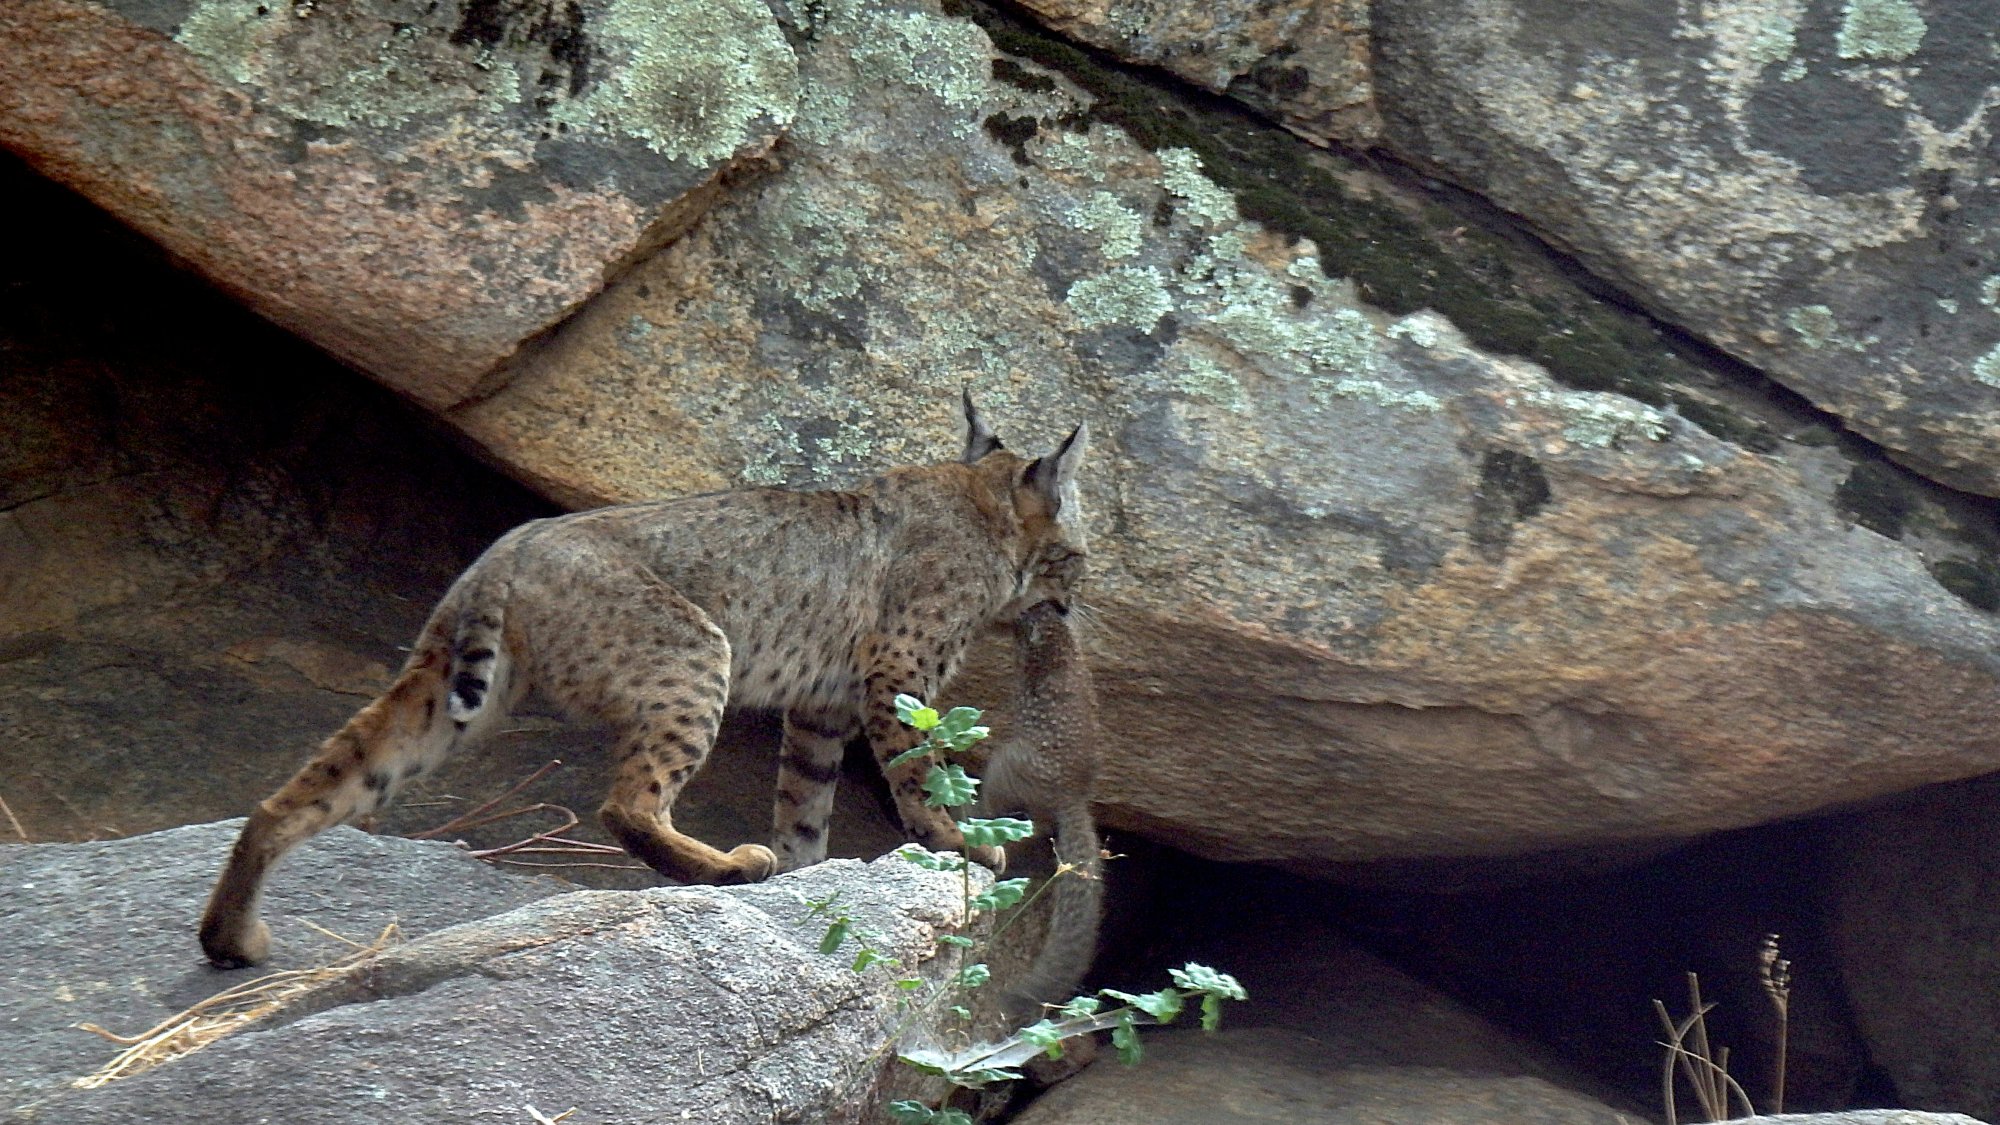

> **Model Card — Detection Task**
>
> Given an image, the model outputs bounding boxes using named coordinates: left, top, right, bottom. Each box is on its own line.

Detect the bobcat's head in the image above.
left=961, top=391, right=1090, bottom=612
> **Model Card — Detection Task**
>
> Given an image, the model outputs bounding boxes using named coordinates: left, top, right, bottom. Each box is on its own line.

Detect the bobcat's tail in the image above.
left=445, top=584, right=508, bottom=726
left=1003, top=805, right=1104, bottom=1026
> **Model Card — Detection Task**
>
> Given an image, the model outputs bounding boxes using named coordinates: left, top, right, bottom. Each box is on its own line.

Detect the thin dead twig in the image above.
left=410, top=759, right=564, bottom=839
left=0, top=791, right=28, bottom=842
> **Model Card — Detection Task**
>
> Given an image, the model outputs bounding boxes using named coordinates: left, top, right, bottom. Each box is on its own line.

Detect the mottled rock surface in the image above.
left=1832, top=776, right=2000, bottom=1123
left=1732, top=1116, right=1992, bottom=1125
left=1013, top=917, right=1634, bottom=1124
left=1371, top=0, right=2000, bottom=495
left=0, top=0, right=795, bottom=407
left=6, top=823, right=984, bottom=1124
left=447, top=0, right=2000, bottom=869
left=1008, top=0, right=1377, bottom=144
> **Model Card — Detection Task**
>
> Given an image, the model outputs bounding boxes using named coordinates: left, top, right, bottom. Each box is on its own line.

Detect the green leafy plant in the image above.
left=816, top=694, right=1245, bottom=1118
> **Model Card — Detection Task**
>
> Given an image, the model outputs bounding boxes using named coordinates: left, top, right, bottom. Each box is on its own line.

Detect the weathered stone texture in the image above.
left=446, top=0, right=2000, bottom=868
left=1370, top=0, right=2000, bottom=495
left=0, top=0, right=795, bottom=408
left=1009, top=0, right=1378, bottom=144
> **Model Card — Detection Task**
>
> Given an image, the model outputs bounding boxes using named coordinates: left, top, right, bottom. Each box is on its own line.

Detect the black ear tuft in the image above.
left=961, top=388, right=1004, bottom=463
left=1024, top=422, right=1089, bottom=510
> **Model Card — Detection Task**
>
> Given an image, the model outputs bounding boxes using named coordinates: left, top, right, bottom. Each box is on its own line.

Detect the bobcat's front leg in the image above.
left=860, top=634, right=1005, bottom=872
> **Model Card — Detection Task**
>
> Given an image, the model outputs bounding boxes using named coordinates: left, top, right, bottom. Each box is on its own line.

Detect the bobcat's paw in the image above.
left=199, top=915, right=271, bottom=969
left=727, top=843, right=780, bottom=883
left=968, top=845, right=1007, bottom=874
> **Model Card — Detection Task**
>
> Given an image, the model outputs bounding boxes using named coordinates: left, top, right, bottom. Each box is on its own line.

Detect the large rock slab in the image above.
left=1832, top=776, right=2000, bottom=1122
left=6, top=822, right=984, bottom=1123
left=1007, top=0, right=1377, bottom=144
left=1014, top=916, right=1633, bottom=1124
left=1370, top=0, right=2000, bottom=495
left=0, top=0, right=795, bottom=408
left=447, top=0, right=2000, bottom=868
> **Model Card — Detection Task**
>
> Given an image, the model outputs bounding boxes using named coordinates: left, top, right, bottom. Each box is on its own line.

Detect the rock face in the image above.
left=1832, top=776, right=2000, bottom=1123
left=447, top=0, right=2000, bottom=869
left=5, top=822, right=984, bottom=1123
left=1008, top=0, right=1377, bottom=144
left=1014, top=921, right=1635, bottom=1124
left=1370, top=0, right=2000, bottom=496
left=0, top=0, right=794, bottom=407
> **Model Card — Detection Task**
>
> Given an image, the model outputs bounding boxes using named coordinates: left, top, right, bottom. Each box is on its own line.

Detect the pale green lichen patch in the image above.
left=1387, top=314, right=1443, bottom=349
left=1322, top=375, right=1443, bottom=413
left=848, top=9, right=991, bottom=125
left=551, top=0, right=797, bottom=163
left=1938, top=298, right=1960, bottom=315
left=1974, top=344, right=2000, bottom=389
left=1980, top=275, right=2000, bottom=308
left=1706, top=1, right=1802, bottom=71
left=1784, top=304, right=1869, bottom=351
left=175, top=4, right=524, bottom=130
left=1835, top=0, right=1926, bottom=60
left=1035, top=132, right=1110, bottom=182
left=1067, top=266, right=1174, bottom=330
left=1536, top=390, right=1672, bottom=447
left=1169, top=350, right=1248, bottom=411
left=1159, top=148, right=1239, bottom=226
left=1072, top=192, right=1144, bottom=260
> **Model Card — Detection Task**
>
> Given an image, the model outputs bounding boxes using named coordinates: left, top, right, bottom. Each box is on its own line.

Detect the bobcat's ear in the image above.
left=1024, top=422, right=1088, bottom=512
left=961, top=388, right=1004, bottom=463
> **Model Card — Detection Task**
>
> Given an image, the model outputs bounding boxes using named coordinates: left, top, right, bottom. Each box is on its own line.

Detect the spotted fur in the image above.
left=198, top=397, right=1090, bottom=968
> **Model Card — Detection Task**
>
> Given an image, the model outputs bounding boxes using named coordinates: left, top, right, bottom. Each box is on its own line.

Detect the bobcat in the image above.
left=978, top=599, right=1104, bottom=1028
left=199, top=396, right=1089, bottom=968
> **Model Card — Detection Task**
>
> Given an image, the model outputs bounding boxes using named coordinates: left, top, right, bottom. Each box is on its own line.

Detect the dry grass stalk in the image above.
left=525, top=1106, right=577, bottom=1124
left=0, top=791, right=28, bottom=842
left=410, top=760, right=647, bottom=876
left=1653, top=971, right=1755, bottom=1125
left=1758, top=933, right=1791, bottom=1115
left=72, top=923, right=401, bottom=1088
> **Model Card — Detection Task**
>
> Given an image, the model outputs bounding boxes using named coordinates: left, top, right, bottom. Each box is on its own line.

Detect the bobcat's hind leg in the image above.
left=528, top=561, right=775, bottom=886
left=199, top=642, right=473, bottom=968
left=772, top=708, right=859, bottom=872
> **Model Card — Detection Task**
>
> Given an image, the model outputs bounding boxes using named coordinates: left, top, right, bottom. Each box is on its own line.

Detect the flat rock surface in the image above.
left=1, top=821, right=566, bottom=1113
left=6, top=824, right=982, bottom=1124
left=1372, top=0, right=2000, bottom=495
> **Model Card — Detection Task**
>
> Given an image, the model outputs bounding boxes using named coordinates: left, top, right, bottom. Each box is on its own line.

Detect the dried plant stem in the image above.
left=410, top=759, right=564, bottom=839
left=73, top=923, right=400, bottom=1087
left=0, top=791, right=28, bottom=842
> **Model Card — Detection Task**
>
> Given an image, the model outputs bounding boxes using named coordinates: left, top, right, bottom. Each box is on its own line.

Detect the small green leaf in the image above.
left=887, top=1100, right=937, bottom=1125
left=853, top=947, right=893, bottom=972
left=958, top=817, right=1034, bottom=848
left=944, top=1067, right=1021, bottom=1089
left=938, top=933, right=976, bottom=948
left=937, top=705, right=983, bottom=736
left=1201, top=992, right=1223, bottom=1031
left=886, top=745, right=933, bottom=769
left=923, top=762, right=979, bottom=808
left=1019, top=1019, right=1065, bottom=1059
left=949, top=1004, right=972, bottom=1020
left=895, top=977, right=926, bottom=991
left=970, top=877, right=1032, bottom=913
left=1112, top=1010, right=1142, bottom=1065
left=818, top=918, right=850, bottom=955
left=894, top=693, right=942, bottom=731
left=932, top=1111, right=976, bottom=1125
left=1170, top=963, right=1248, bottom=1001
left=1102, top=987, right=1183, bottom=1024
left=956, top=963, right=992, bottom=989
left=1059, top=994, right=1102, bottom=1020
left=896, top=846, right=965, bottom=872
